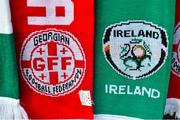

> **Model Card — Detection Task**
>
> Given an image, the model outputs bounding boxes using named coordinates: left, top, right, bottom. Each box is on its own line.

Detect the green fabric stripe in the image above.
left=0, top=33, right=19, bottom=99
left=94, top=0, right=176, bottom=119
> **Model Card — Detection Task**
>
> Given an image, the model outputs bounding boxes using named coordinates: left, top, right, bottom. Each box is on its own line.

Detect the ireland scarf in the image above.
left=165, top=0, right=180, bottom=118
left=0, top=0, right=28, bottom=119
left=10, top=0, right=94, bottom=118
left=94, top=0, right=175, bottom=119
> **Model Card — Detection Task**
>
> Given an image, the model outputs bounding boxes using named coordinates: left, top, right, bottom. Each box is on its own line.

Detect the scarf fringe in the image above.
left=0, top=97, right=28, bottom=119
left=95, top=114, right=142, bottom=120
left=164, top=98, right=180, bottom=118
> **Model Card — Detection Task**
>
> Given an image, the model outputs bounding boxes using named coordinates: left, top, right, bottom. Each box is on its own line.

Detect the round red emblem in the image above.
left=20, top=29, right=86, bottom=96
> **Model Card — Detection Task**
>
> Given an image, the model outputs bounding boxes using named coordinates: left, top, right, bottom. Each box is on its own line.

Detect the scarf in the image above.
left=10, top=0, right=94, bottom=118
left=165, top=0, right=180, bottom=118
left=0, top=0, right=28, bottom=119
left=94, top=0, right=175, bottom=119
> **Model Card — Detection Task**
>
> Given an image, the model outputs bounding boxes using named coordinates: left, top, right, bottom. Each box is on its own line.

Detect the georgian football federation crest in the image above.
left=172, top=23, right=180, bottom=77
left=103, top=21, right=168, bottom=79
left=20, top=29, right=86, bottom=96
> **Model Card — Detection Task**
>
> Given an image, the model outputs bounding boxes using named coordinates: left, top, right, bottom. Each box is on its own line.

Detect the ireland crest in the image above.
left=103, top=21, right=168, bottom=79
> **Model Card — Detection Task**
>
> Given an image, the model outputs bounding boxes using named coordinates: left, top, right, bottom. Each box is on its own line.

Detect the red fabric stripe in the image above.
left=49, top=71, right=59, bottom=85
left=56, top=7, right=65, bottom=17
left=11, top=0, right=94, bottom=118
left=48, top=41, right=57, bottom=56
left=75, top=60, right=84, bottom=68
left=173, top=44, right=178, bottom=52
left=21, top=60, right=31, bottom=68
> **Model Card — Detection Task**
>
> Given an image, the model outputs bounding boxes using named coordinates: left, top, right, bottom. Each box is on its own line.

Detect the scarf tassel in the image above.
left=165, top=98, right=180, bottom=118
left=0, top=97, right=28, bottom=119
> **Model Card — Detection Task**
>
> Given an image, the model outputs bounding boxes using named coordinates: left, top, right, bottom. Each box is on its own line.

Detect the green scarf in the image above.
left=94, top=0, right=175, bottom=119
left=0, top=0, right=28, bottom=118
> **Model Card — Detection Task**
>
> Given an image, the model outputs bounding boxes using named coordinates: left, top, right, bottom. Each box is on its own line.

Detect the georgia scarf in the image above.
left=165, top=0, right=180, bottom=118
left=0, top=0, right=28, bottom=119
left=94, top=0, right=176, bottom=119
left=10, top=0, right=94, bottom=118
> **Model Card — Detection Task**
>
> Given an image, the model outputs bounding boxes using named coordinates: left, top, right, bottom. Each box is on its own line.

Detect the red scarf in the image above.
left=10, top=0, right=94, bottom=119
left=165, top=0, right=180, bottom=118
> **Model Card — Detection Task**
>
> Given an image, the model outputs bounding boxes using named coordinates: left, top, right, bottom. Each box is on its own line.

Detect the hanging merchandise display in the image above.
left=0, top=0, right=28, bottom=119
left=165, top=0, right=180, bottom=118
left=10, top=0, right=94, bottom=118
left=94, top=0, right=176, bottom=119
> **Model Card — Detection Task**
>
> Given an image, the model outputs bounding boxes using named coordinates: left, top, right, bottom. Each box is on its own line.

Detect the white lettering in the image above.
left=27, top=0, right=74, bottom=25
left=151, top=89, right=160, bottom=99
left=109, top=85, right=118, bottom=94
left=105, top=84, right=161, bottom=99
left=127, top=85, right=133, bottom=95
left=119, top=85, right=126, bottom=94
